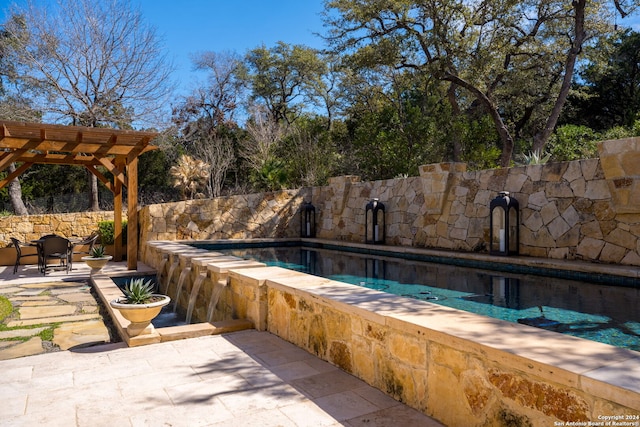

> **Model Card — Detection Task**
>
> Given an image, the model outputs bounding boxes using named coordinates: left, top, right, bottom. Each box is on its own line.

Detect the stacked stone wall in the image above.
left=139, top=138, right=640, bottom=267
left=0, top=211, right=116, bottom=245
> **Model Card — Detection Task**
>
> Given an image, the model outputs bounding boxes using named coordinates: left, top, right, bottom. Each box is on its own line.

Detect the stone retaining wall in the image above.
left=139, top=138, right=640, bottom=267
left=0, top=211, right=116, bottom=245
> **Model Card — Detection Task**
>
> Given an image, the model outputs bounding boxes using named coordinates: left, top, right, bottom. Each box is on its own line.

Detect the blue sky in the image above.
left=0, top=0, right=638, bottom=97
left=136, top=0, right=327, bottom=93
left=0, top=0, right=328, bottom=95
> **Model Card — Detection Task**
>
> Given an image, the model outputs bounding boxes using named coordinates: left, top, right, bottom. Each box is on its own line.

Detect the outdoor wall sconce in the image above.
left=300, top=201, right=316, bottom=238
left=365, top=198, right=385, bottom=244
left=489, top=191, right=519, bottom=255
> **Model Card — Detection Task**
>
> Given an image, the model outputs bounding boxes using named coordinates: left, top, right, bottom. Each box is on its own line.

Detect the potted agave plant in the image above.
left=81, top=245, right=113, bottom=273
left=110, top=277, right=170, bottom=336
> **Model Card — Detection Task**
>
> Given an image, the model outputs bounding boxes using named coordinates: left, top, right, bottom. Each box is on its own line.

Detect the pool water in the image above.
left=219, top=246, right=640, bottom=351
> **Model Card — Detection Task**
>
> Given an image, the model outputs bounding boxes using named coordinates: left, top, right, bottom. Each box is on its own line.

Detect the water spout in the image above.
left=164, top=258, right=180, bottom=296
left=206, top=279, right=227, bottom=323
left=156, top=255, right=169, bottom=291
left=185, top=271, right=207, bottom=324
left=173, top=266, right=192, bottom=313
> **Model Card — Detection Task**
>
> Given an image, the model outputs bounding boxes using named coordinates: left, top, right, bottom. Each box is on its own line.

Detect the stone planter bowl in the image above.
left=109, top=295, right=171, bottom=336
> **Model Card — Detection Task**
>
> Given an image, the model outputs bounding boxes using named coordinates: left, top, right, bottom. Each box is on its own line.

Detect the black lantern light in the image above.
left=300, top=201, right=316, bottom=238
left=365, top=198, right=385, bottom=244
left=489, top=191, right=519, bottom=255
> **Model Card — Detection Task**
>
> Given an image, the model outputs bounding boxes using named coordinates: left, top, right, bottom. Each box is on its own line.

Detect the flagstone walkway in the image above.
left=0, top=262, right=145, bottom=360
left=0, top=277, right=113, bottom=360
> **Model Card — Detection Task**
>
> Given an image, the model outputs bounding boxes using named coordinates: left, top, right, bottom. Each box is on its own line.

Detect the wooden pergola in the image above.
left=0, top=120, right=159, bottom=270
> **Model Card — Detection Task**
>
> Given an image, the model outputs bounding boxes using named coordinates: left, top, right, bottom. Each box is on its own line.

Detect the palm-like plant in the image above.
left=170, top=154, right=211, bottom=200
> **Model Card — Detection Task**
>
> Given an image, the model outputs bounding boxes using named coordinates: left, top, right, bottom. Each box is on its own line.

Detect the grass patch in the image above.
left=0, top=322, right=53, bottom=332
left=0, top=295, right=13, bottom=322
left=0, top=322, right=58, bottom=343
left=38, top=326, right=57, bottom=341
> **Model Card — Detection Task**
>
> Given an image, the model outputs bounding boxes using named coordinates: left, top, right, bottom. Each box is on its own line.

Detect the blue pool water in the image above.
left=209, top=245, right=640, bottom=351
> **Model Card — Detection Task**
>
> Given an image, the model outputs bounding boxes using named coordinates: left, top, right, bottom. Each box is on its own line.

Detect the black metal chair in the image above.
left=10, top=237, right=32, bottom=274
left=41, top=236, right=72, bottom=274
left=69, top=232, right=99, bottom=270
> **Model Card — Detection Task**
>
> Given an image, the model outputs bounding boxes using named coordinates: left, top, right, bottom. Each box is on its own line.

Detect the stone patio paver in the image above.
left=18, top=305, right=78, bottom=319
left=0, top=327, right=47, bottom=339
left=7, top=313, right=102, bottom=328
left=56, top=292, right=96, bottom=303
left=20, top=300, right=56, bottom=306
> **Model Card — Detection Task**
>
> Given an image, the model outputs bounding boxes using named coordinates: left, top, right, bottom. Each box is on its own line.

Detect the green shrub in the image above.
left=97, top=220, right=127, bottom=245
left=547, top=125, right=599, bottom=162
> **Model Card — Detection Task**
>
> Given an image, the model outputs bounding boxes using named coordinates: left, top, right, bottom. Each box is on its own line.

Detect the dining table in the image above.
left=29, top=235, right=79, bottom=273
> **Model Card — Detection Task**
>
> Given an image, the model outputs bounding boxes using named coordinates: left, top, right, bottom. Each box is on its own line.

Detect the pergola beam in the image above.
left=0, top=121, right=159, bottom=270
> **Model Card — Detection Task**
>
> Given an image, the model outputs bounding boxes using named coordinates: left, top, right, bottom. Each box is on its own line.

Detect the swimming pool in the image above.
left=197, top=244, right=640, bottom=351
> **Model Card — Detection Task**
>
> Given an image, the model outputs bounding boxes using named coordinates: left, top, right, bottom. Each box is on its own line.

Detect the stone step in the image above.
left=21, top=301, right=56, bottom=306
left=57, top=292, right=97, bottom=303
left=8, top=295, right=52, bottom=301
left=22, top=281, right=85, bottom=289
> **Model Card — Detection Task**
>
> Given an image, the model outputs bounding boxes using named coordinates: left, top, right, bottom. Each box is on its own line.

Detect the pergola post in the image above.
left=127, top=156, right=138, bottom=270
left=113, top=158, right=124, bottom=262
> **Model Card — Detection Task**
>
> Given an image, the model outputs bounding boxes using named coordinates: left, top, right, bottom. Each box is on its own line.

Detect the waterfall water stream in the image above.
left=173, top=266, right=191, bottom=313
left=206, top=279, right=227, bottom=323
left=185, top=271, right=207, bottom=324
left=164, top=258, right=179, bottom=296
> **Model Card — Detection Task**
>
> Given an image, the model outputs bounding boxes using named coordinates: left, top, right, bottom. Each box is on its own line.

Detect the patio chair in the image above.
left=10, top=237, right=32, bottom=274
left=41, top=235, right=72, bottom=274
left=69, top=232, right=99, bottom=270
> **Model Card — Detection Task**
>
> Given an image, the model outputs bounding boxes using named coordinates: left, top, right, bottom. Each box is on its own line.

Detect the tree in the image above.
left=280, top=116, right=339, bottom=186
left=192, top=134, right=235, bottom=198
left=338, top=68, right=450, bottom=178
left=3, top=0, right=173, bottom=210
left=173, top=51, right=244, bottom=140
left=242, top=42, right=327, bottom=125
left=565, top=29, right=640, bottom=130
left=172, top=51, right=243, bottom=197
left=241, top=105, right=289, bottom=190
left=0, top=21, right=44, bottom=215
left=324, top=0, right=635, bottom=166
